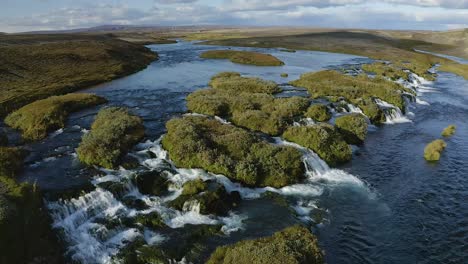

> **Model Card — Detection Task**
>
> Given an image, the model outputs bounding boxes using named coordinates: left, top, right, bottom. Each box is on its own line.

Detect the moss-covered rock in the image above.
left=283, top=124, right=352, bottom=165
left=206, top=225, right=323, bottom=264
left=170, top=181, right=240, bottom=216
left=305, top=104, right=331, bottom=122
left=162, top=116, right=305, bottom=188
left=4, top=93, right=106, bottom=141
left=187, top=88, right=309, bottom=135
left=290, top=70, right=413, bottom=120
left=281, top=73, right=289, bottom=78
left=77, top=107, right=144, bottom=169
left=0, top=147, right=26, bottom=179
left=133, top=169, right=171, bottom=196
left=424, top=139, right=447, bottom=161
left=362, top=62, right=410, bottom=81
left=201, top=50, right=284, bottom=66
left=209, top=72, right=281, bottom=94
left=353, top=98, right=386, bottom=124
left=335, top=114, right=368, bottom=144
left=441, top=125, right=456, bottom=137
left=134, top=211, right=167, bottom=230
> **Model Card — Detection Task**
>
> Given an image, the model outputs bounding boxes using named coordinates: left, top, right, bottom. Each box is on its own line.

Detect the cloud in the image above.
left=385, top=0, right=468, bottom=9
left=154, top=0, right=199, bottom=4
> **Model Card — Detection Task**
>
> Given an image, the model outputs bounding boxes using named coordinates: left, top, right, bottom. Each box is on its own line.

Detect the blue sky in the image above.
left=1, top=0, right=467, bottom=32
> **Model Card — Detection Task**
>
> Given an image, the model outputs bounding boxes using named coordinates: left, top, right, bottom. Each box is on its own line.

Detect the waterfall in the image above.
left=374, top=99, right=411, bottom=124
left=182, top=200, right=201, bottom=213
left=346, top=103, right=364, bottom=114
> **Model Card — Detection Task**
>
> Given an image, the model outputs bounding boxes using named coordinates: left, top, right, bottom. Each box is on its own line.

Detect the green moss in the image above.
left=424, top=139, right=447, bottom=161
left=441, top=125, right=456, bottom=137
left=200, top=50, right=284, bottom=66
left=210, top=72, right=281, bottom=94
left=281, top=73, right=289, bottom=78
left=77, top=107, right=144, bottom=169
left=0, top=34, right=157, bottom=117
left=5, top=93, right=106, bottom=141
left=0, top=131, right=7, bottom=146
left=133, top=169, right=170, bottom=196
left=187, top=88, right=309, bottom=135
left=206, top=225, right=323, bottom=264
left=182, top=179, right=208, bottom=196
left=162, top=116, right=305, bottom=188
left=305, top=104, right=331, bottom=122
left=353, top=98, right=386, bottom=124
left=134, top=211, right=167, bottom=229
left=335, top=114, right=368, bottom=144
left=362, top=62, right=410, bottom=81
left=283, top=124, right=352, bottom=165
left=0, top=147, right=26, bottom=178
left=290, top=70, right=413, bottom=120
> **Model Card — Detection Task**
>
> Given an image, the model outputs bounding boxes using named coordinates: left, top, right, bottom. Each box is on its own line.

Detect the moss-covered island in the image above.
left=200, top=50, right=285, bottom=66
left=0, top=34, right=157, bottom=117
left=0, top=147, right=63, bottom=263
left=206, top=225, right=323, bottom=264
left=209, top=72, right=281, bottom=94
left=5, top=93, right=107, bottom=141
left=283, top=124, right=352, bottom=165
left=290, top=70, right=413, bottom=124
left=335, top=114, right=368, bottom=145
left=441, top=125, right=456, bottom=137
left=305, top=104, right=332, bottom=122
left=162, top=115, right=305, bottom=188
left=77, top=107, right=145, bottom=169
left=362, top=62, right=410, bottom=81
left=424, top=139, right=447, bottom=161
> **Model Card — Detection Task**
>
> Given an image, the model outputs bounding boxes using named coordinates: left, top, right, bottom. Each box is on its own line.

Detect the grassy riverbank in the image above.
left=0, top=34, right=157, bottom=117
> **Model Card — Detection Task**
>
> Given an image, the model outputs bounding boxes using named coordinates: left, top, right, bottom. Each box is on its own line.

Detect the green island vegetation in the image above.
left=281, top=73, right=289, bottom=78
left=283, top=124, right=352, bottom=165
left=424, top=139, right=447, bottom=162
left=441, top=125, right=456, bottom=137
left=335, top=114, right=369, bottom=145
left=305, top=104, right=332, bottom=122
left=280, top=48, right=296, bottom=53
left=439, top=63, right=468, bottom=79
left=209, top=72, right=281, bottom=93
left=200, top=50, right=284, bottom=66
left=4, top=93, right=106, bottom=141
left=161, top=115, right=305, bottom=188
left=0, top=147, right=63, bottom=263
left=290, top=70, right=414, bottom=124
left=0, top=34, right=157, bottom=117
left=77, top=107, right=145, bottom=169
left=362, top=62, right=410, bottom=81
left=206, top=225, right=323, bottom=264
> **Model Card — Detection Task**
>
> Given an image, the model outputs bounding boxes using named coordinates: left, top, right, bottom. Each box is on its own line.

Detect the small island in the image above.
left=200, top=50, right=285, bottom=66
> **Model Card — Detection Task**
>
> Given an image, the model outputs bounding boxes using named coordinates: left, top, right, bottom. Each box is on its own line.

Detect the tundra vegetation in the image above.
left=290, top=70, right=413, bottom=124
left=305, top=104, right=332, bottom=122
left=362, top=62, right=410, bottom=81
left=5, top=93, right=106, bottom=141
left=441, top=125, right=456, bottom=137
left=0, top=34, right=157, bottom=117
left=77, top=107, right=145, bottom=169
left=283, top=124, right=352, bottom=165
left=424, top=139, right=447, bottom=161
left=281, top=73, right=289, bottom=77
left=200, top=50, right=284, bottom=66
left=209, top=72, right=281, bottom=93
left=162, top=116, right=305, bottom=188
left=335, top=114, right=368, bottom=145
left=206, top=225, right=323, bottom=264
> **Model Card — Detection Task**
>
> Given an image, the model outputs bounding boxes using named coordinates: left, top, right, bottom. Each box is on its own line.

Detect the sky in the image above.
left=1, top=0, right=467, bottom=32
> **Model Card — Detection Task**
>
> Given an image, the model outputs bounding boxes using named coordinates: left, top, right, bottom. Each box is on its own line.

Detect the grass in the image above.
left=305, top=104, right=331, bottom=122
left=441, top=125, right=456, bottom=137
left=161, top=115, right=305, bottom=188
left=362, top=62, right=410, bottom=81
left=283, top=124, right=352, bottom=165
left=335, top=114, right=368, bottom=144
left=4, top=93, right=106, bottom=141
left=200, top=50, right=284, bottom=66
left=187, top=88, right=310, bottom=135
left=77, top=107, right=144, bottom=169
left=206, top=225, right=323, bottom=264
left=209, top=72, right=281, bottom=93
left=290, top=70, right=413, bottom=124
left=0, top=147, right=26, bottom=178
left=439, top=63, right=468, bottom=80
left=424, top=139, right=447, bottom=162
left=281, top=73, right=289, bottom=78
left=0, top=34, right=157, bottom=117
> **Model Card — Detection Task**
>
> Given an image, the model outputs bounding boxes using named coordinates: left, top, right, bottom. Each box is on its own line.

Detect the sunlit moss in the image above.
left=335, top=114, right=368, bottom=144
left=424, top=139, right=447, bottom=161
left=441, top=125, right=456, bottom=137
left=209, top=72, right=281, bottom=94
left=305, top=104, right=331, bottom=122
left=201, top=50, right=284, bottom=66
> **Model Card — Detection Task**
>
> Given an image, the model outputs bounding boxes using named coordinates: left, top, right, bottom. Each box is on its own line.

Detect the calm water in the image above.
left=4, top=42, right=467, bottom=263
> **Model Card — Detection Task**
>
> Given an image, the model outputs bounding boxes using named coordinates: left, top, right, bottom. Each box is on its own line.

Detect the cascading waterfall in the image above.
left=374, top=98, right=412, bottom=124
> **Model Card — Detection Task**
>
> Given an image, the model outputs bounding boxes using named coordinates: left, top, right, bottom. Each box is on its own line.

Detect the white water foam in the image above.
left=374, top=99, right=412, bottom=124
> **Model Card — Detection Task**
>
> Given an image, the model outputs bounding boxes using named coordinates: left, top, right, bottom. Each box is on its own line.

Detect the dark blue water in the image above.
left=3, top=41, right=467, bottom=263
